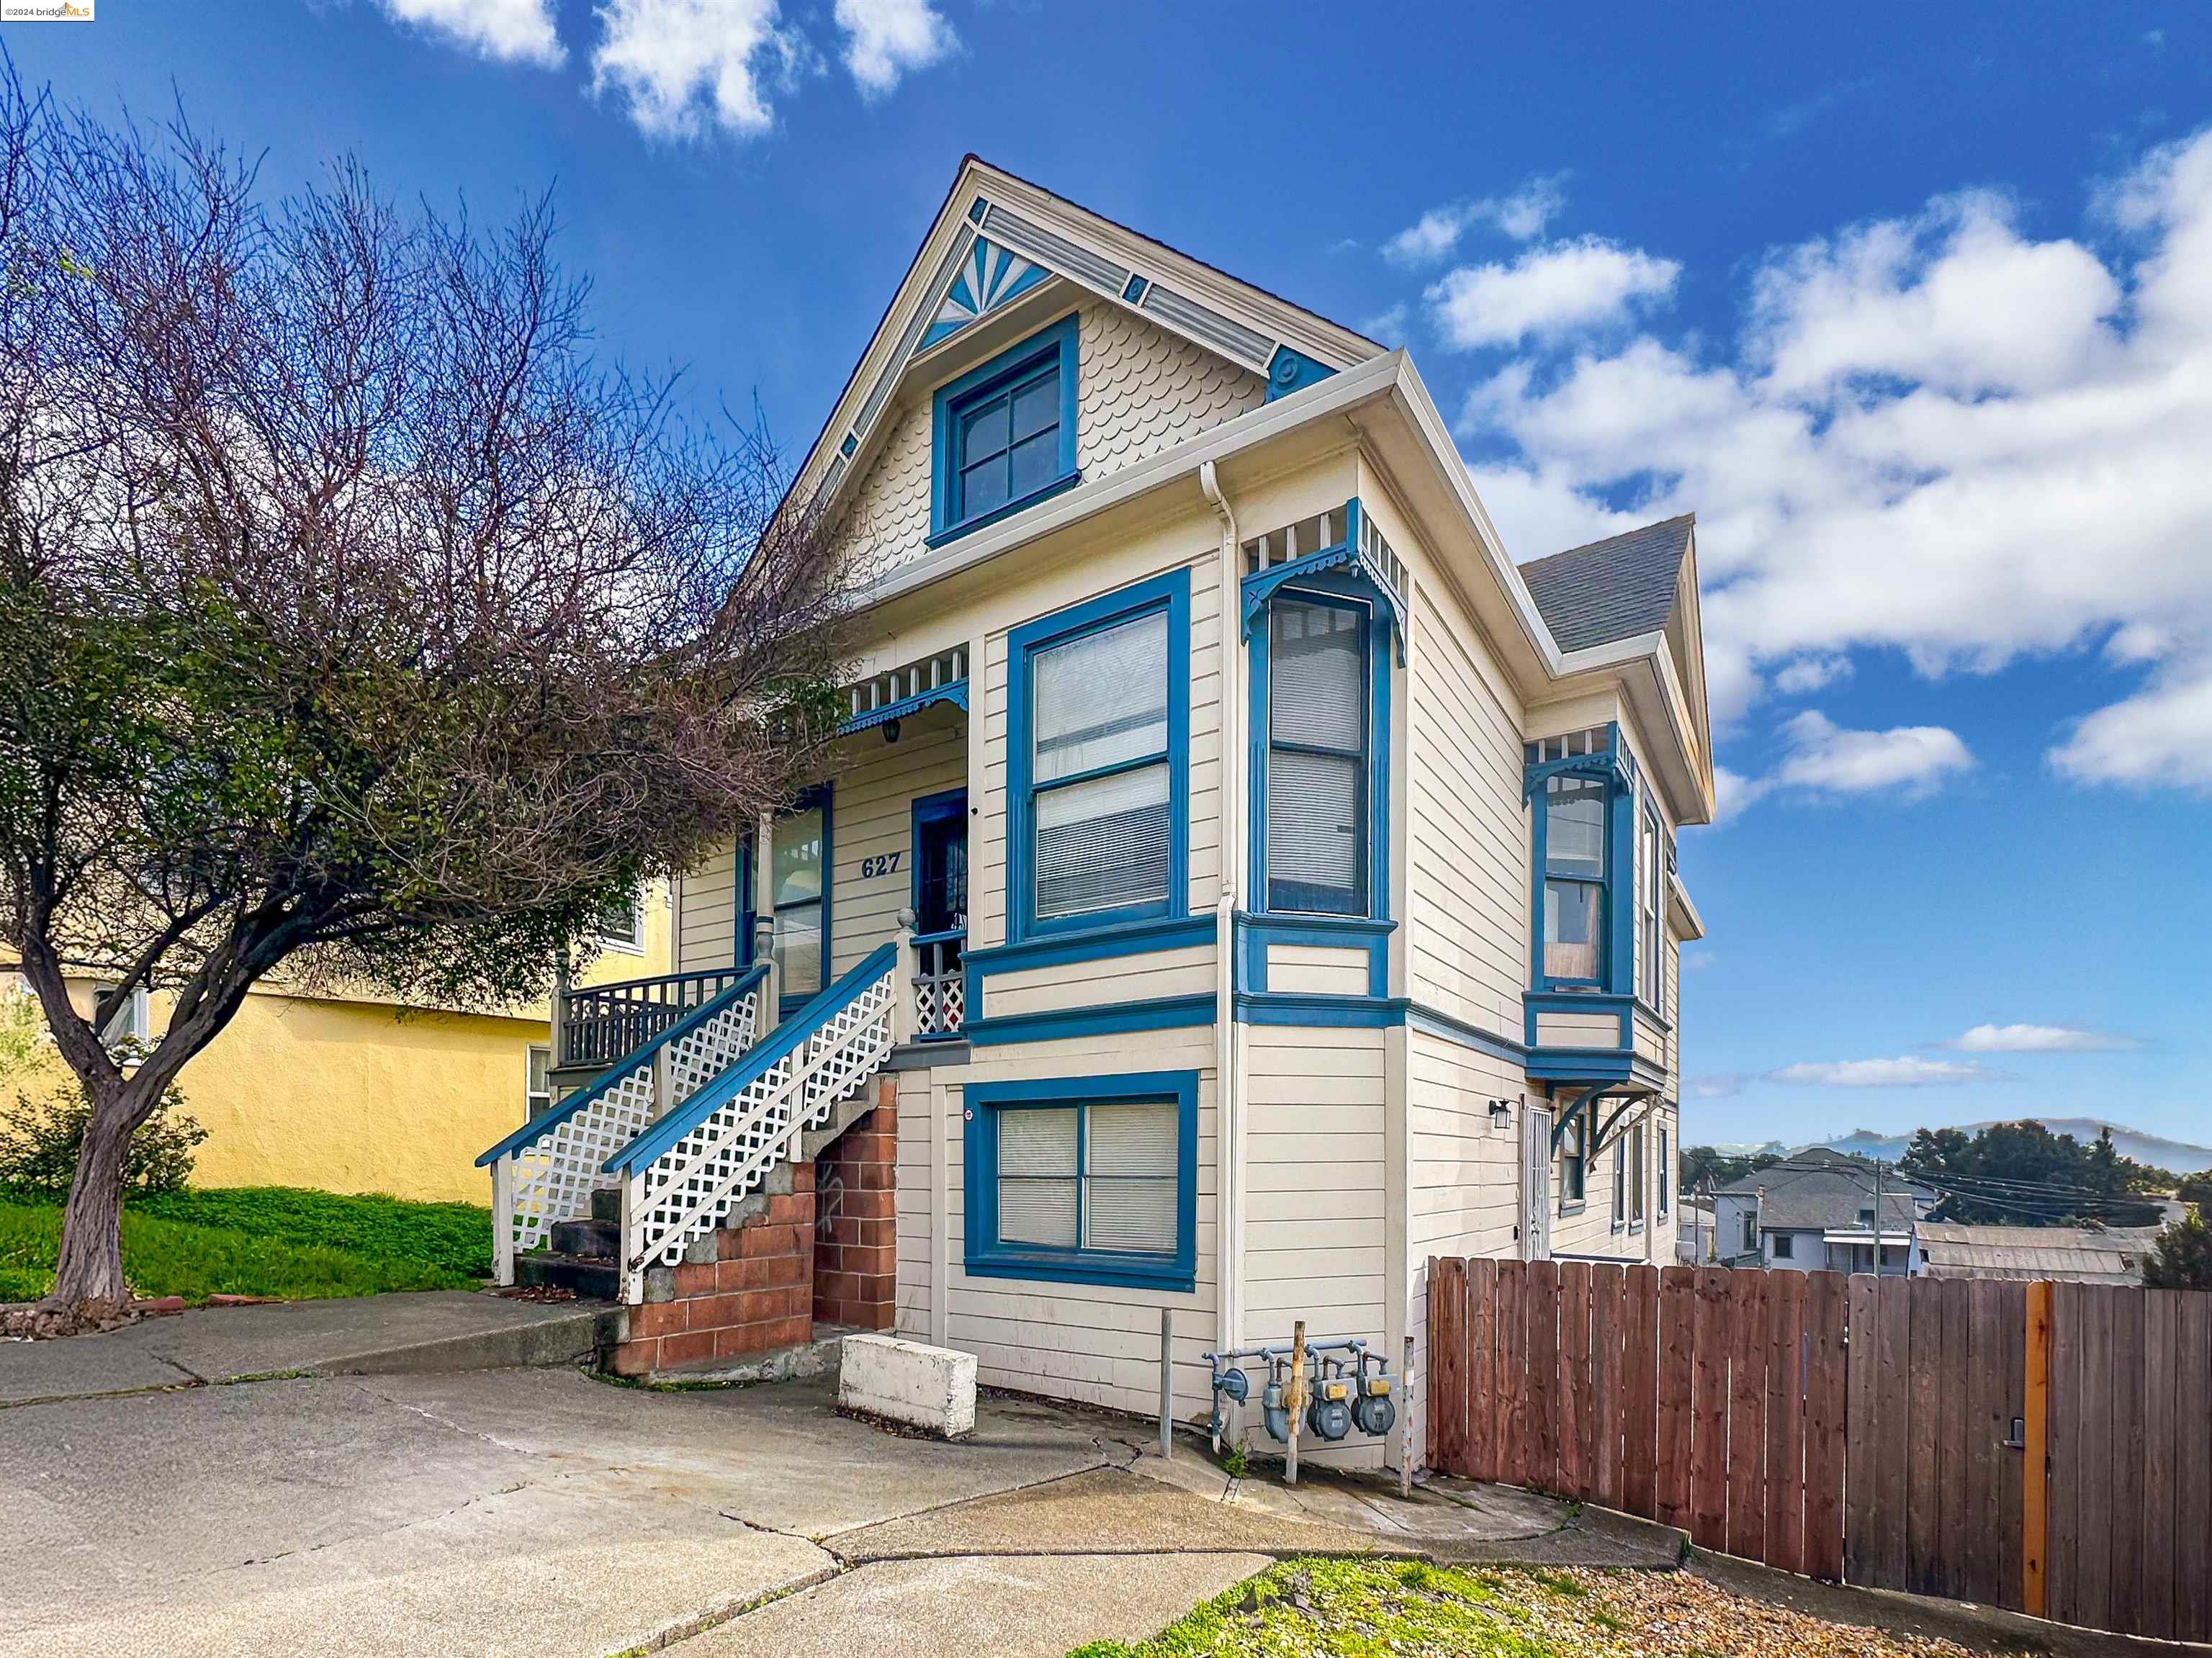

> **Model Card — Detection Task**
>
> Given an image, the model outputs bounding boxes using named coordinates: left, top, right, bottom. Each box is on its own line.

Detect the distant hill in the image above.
left=1805, top=1120, right=2212, bottom=1175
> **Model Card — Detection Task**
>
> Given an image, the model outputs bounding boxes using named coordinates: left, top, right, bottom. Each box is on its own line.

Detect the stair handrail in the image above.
left=477, top=961, right=771, bottom=1171
left=603, top=942, right=895, bottom=1179
left=603, top=940, right=901, bottom=1300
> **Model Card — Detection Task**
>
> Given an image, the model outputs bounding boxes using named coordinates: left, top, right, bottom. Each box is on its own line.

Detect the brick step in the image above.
left=550, top=1217, right=619, bottom=1256
left=516, top=1251, right=620, bottom=1300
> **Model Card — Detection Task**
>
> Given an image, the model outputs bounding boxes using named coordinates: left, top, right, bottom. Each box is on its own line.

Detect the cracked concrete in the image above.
left=3, top=1310, right=1665, bottom=1657
left=0, top=1367, right=1130, bottom=1658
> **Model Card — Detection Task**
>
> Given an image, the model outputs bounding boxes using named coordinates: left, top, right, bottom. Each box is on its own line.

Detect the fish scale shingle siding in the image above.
left=839, top=299, right=1264, bottom=580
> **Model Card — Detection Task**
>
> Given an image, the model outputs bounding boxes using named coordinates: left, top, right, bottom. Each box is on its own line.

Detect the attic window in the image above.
left=928, top=316, right=1079, bottom=546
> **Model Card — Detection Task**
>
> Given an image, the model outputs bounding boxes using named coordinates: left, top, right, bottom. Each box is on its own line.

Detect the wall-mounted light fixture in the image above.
left=1488, top=1096, right=1514, bottom=1127
left=881, top=718, right=902, bottom=744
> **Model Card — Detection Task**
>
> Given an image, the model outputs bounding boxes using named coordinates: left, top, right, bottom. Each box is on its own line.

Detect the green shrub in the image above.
left=0, top=1072, right=207, bottom=1199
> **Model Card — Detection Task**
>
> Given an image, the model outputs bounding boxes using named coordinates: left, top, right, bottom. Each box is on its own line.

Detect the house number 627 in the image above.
left=858, top=852, right=902, bottom=879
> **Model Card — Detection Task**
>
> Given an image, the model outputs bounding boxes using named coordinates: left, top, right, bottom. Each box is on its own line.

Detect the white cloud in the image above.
left=2049, top=664, right=2212, bottom=791
left=1943, top=1023, right=2141, bottom=1053
left=1428, top=238, right=1680, bottom=350
left=1452, top=125, right=2212, bottom=790
left=1714, top=711, right=1971, bottom=816
left=1359, top=303, right=1410, bottom=346
left=1769, top=709, right=1973, bottom=796
left=835, top=0, right=954, bottom=96
left=379, top=0, right=563, bottom=66
left=1771, top=1057, right=1987, bottom=1087
left=591, top=0, right=806, bottom=139
left=1773, top=654, right=1851, bottom=695
left=1384, top=175, right=1568, bottom=266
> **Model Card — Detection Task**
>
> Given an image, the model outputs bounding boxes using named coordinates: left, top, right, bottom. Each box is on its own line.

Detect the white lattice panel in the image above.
left=499, top=983, right=763, bottom=1254
left=627, top=965, right=896, bottom=1277
left=915, top=972, right=964, bottom=1039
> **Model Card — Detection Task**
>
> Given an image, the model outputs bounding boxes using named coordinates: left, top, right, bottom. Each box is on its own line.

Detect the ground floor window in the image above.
left=526, top=1045, right=552, bottom=1119
left=1773, top=1233, right=1794, bottom=1259
left=963, top=1071, right=1197, bottom=1291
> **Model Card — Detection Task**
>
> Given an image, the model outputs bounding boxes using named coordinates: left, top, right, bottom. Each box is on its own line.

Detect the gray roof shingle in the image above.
left=1519, top=513, right=1694, bottom=653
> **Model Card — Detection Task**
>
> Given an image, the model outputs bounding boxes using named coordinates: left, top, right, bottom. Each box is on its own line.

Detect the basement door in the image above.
left=1521, top=1102, right=1554, bottom=1261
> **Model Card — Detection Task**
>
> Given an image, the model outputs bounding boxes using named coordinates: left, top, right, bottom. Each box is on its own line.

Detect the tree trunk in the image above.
left=47, top=1082, right=138, bottom=1307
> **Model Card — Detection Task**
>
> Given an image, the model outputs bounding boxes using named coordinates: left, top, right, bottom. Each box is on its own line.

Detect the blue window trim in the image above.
left=1637, top=795, right=1666, bottom=1022
left=773, top=783, right=832, bottom=1017
left=963, top=1070, right=1200, bottom=1292
left=1005, top=567, right=1191, bottom=946
left=928, top=314, right=1080, bottom=547
left=1525, top=724, right=1636, bottom=996
left=1246, top=575, right=1391, bottom=930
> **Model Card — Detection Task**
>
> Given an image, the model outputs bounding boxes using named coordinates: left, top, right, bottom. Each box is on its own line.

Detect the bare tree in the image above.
left=0, top=65, right=853, bottom=1312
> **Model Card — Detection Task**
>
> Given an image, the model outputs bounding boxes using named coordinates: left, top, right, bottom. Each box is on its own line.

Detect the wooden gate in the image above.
left=1426, top=1259, right=2212, bottom=1644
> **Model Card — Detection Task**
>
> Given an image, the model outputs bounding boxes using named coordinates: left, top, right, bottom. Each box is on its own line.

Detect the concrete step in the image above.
left=516, top=1252, right=621, bottom=1300
left=644, top=1327, right=850, bottom=1388
left=552, top=1217, right=619, bottom=1256
left=590, top=1187, right=621, bottom=1225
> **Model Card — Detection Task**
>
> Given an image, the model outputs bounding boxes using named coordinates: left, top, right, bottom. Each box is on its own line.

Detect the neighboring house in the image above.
left=1916, top=1222, right=2164, bottom=1285
left=482, top=160, right=1714, bottom=1472
left=1711, top=1149, right=1936, bottom=1276
left=2, top=887, right=671, bottom=1204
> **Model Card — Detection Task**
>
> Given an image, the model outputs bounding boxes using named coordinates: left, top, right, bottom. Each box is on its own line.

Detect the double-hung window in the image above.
left=1264, top=598, right=1370, bottom=915
left=1612, top=1133, right=1629, bottom=1228
left=1560, top=1112, right=1588, bottom=1207
left=965, top=1072, right=1198, bottom=1290
left=1629, top=1121, right=1646, bottom=1228
left=770, top=789, right=830, bottom=1004
left=1638, top=803, right=1663, bottom=1010
left=1009, top=571, right=1188, bottom=940
left=930, top=316, right=1079, bottom=545
left=1542, top=773, right=1606, bottom=983
left=1658, top=1124, right=1672, bottom=1217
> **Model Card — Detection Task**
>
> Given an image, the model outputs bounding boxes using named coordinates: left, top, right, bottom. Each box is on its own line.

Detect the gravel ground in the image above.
left=1519, top=1567, right=1989, bottom=1657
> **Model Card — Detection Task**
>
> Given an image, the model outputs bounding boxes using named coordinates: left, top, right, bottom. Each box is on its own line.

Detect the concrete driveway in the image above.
left=0, top=1294, right=1615, bottom=1658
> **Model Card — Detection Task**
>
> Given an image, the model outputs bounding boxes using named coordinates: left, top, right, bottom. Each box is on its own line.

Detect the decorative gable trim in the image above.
left=920, top=236, right=1049, bottom=351
left=800, top=160, right=1380, bottom=531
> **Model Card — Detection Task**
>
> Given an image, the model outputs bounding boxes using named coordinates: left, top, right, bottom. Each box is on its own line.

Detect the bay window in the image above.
left=1264, top=598, right=1369, bottom=915
left=1542, top=773, right=1606, bottom=983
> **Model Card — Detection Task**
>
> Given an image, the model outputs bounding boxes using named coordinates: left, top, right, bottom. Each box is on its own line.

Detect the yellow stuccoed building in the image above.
left=5, top=886, right=673, bottom=1206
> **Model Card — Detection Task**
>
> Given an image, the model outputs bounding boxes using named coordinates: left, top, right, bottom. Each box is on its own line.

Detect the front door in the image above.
left=1522, top=1102, right=1554, bottom=1261
left=910, top=791, right=967, bottom=1039
left=912, top=790, right=968, bottom=936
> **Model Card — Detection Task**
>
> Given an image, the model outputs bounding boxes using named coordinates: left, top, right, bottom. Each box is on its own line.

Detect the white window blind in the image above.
left=1030, top=611, right=1170, bottom=920
left=1266, top=600, right=1365, bottom=914
left=995, top=1099, right=1179, bottom=1257
left=1084, top=1101, right=1178, bottom=1253
left=997, top=1107, right=1079, bottom=1248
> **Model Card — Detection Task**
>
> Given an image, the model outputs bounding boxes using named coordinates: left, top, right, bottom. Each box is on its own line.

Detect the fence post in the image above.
left=1286, top=1320, right=1307, bottom=1485
left=490, top=1158, right=515, bottom=1287
left=2025, top=1279, right=2052, bottom=1619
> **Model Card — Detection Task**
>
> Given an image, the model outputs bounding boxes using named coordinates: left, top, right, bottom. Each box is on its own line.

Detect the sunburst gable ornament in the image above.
left=920, top=237, right=1048, bottom=351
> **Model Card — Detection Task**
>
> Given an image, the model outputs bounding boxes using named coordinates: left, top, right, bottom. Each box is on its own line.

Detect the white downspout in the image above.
left=1200, top=459, right=1244, bottom=1353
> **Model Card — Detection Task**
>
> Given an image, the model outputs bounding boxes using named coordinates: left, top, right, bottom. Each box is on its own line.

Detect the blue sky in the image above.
left=13, top=2, right=2210, bottom=1151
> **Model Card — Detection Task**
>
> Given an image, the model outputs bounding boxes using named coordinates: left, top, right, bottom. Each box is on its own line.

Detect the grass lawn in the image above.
left=0, top=1186, right=492, bottom=1305
left=1070, top=1558, right=1984, bottom=1657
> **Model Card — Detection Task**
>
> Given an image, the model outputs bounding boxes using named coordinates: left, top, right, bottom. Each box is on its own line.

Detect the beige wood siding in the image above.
left=1403, top=585, right=1529, bottom=1042
left=826, top=703, right=968, bottom=979
left=980, top=945, right=1214, bottom=1019
left=890, top=1029, right=1221, bottom=1423
left=1245, top=1022, right=1391, bottom=1469
left=1263, top=943, right=1368, bottom=996
left=675, top=842, right=742, bottom=976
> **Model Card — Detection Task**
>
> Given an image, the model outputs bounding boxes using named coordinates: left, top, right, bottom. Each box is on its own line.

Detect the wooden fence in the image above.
left=1426, top=1259, right=2212, bottom=1644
